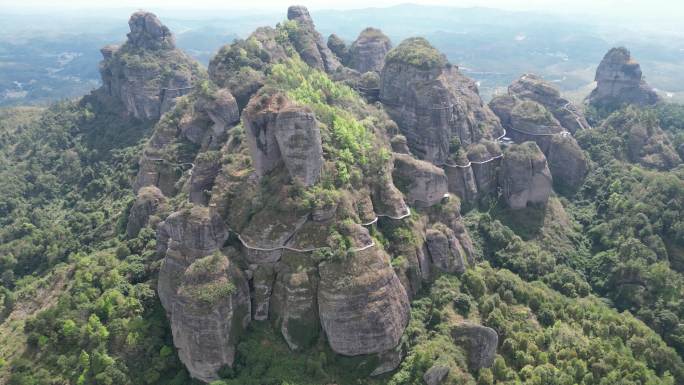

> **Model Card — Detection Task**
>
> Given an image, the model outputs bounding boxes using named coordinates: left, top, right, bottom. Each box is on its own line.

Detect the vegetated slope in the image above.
left=0, top=6, right=683, bottom=385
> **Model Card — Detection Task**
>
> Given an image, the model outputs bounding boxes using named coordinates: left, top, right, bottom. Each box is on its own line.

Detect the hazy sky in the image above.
left=2, top=0, right=682, bottom=23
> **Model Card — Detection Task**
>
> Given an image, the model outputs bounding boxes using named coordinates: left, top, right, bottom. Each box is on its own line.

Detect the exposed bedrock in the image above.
left=97, top=11, right=202, bottom=120
left=587, top=47, right=660, bottom=110
left=157, top=207, right=250, bottom=382
left=243, top=93, right=323, bottom=186
left=500, top=142, right=552, bottom=209
left=318, top=225, right=410, bottom=356
left=287, top=6, right=341, bottom=73
left=348, top=27, right=392, bottom=74
left=379, top=38, right=503, bottom=164
left=507, top=73, right=590, bottom=134
left=393, top=153, right=448, bottom=207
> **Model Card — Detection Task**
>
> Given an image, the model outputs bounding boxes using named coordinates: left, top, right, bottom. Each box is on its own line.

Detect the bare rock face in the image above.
left=275, top=106, right=325, bottom=186
left=243, top=94, right=323, bottom=186
left=380, top=38, right=503, bottom=164
left=451, top=323, right=498, bottom=370
left=467, top=142, right=503, bottom=200
left=98, top=11, right=202, bottom=120
left=348, top=28, right=392, bottom=74
left=126, top=186, right=167, bottom=237
left=444, top=165, right=478, bottom=204
left=546, top=134, right=589, bottom=193
left=587, top=47, right=660, bottom=110
left=425, top=226, right=467, bottom=274
left=287, top=6, right=341, bottom=73
left=393, top=153, right=448, bottom=207
left=127, top=11, right=175, bottom=50
left=318, top=225, right=410, bottom=356
left=157, top=207, right=251, bottom=383
left=507, top=74, right=590, bottom=134
left=270, top=267, right=320, bottom=350
left=500, top=142, right=552, bottom=210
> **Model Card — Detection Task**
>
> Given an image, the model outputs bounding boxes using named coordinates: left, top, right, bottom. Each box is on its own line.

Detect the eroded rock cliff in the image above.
left=587, top=47, right=660, bottom=110
left=97, top=12, right=204, bottom=120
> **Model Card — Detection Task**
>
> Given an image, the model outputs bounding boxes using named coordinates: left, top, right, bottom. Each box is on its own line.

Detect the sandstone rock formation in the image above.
left=271, top=267, right=320, bottom=350
left=507, top=74, right=590, bottom=134
left=157, top=207, right=251, bottom=382
left=380, top=37, right=503, bottom=164
left=467, top=142, right=503, bottom=200
left=133, top=86, right=240, bottom=196
left=489, top=77, right=589, bottom=193
left=393, top=153, right=448, bottom=207
left=98, top=11, right=203, bottom=120
left=242, top=93, right=323, bottom=186
left=318, top=225, right=410, bottom=356
left=287, top=6, right=341, bottom=73
left=500, top=142, right=552, bottom=209
left=348, top=28, right=392, bottom=74
left=587, top=47, right=660, bottom=110
left=451, top=323, right=498, bottom=370
left=425, top=226, right=467, bottom=274
left=126, top=186, right=167, bottom=237
left=546, top=134, right=589, bottom=193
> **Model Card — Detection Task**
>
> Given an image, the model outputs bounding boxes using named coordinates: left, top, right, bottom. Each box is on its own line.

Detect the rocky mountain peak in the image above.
left=587, top=46, right=660, bottom=110
left=348, top=27, right=392, bottom=73
left=126, top=11, right=175, bottom=50
left=287, top=5, right=314, bottom=25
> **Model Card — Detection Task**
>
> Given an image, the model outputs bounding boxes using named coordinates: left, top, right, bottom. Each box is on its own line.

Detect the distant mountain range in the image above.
left=1, top=4, right=683, bottom=106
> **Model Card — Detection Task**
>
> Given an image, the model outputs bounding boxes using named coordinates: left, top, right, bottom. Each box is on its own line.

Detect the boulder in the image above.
left=348, top=27, right=392, bottom=74
left=157, top=208, right=250, bottom=382
left=243, top=94, right=323, bottom=186
left=287, top=6, right=341, bottom=73
left=318, top=225, right=410, bottom=356
left=98, top=11, right=202, bottom=120
left=423, top=365, right=450, bottom=385
left=451, top=323, right=498, bottom=370
left=587, top=47, right=660, bottom=110
left=126, top=186, right=167, bottom=238
left=500, top=142, right=552, bottom=210
left=393, top=153, right=448, bottom=207
left=380, top=37, right=503, bottom=164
